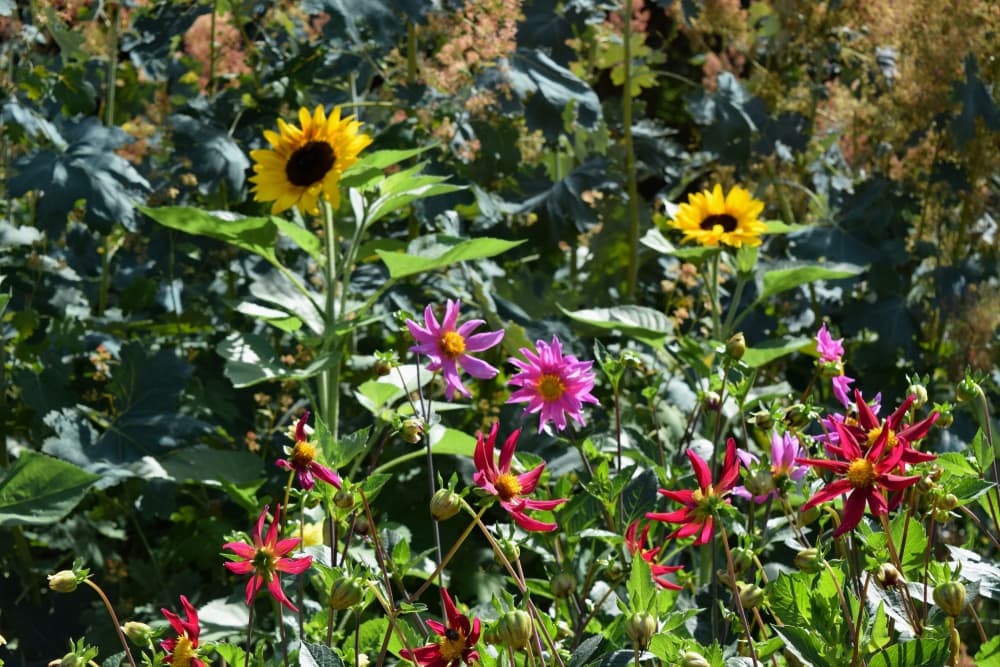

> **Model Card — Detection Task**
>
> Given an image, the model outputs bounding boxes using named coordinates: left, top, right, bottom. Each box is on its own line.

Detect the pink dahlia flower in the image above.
left=816, top=323, right=844, bottom=363
left=276, top=411, right=341, bottom=491
left=507, top=336, right=599, bottom=433
left=406, top=300, right=504, bottom=400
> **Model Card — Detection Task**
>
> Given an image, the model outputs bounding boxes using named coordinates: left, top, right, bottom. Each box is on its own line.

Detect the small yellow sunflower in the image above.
left=249, top=105, right=372, bottom=215
left=669, top=184, right=767, bottom=248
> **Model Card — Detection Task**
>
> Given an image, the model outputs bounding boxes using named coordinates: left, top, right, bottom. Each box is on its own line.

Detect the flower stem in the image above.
left=321, top=199, right=340, bottom=440
left=408, top=506, right=488, bottom=602
left=718, top=523, right=760, bottom=666
left=82, top=579, right=138, bottom=667
left=709, top=251, right=722, bottom=341
left=244, top=599, right=255, bottom=667
left=622, top=0, right=640, bottom=302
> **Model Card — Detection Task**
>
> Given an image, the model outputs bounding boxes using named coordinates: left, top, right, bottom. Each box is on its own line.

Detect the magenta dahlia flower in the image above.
left=816, top=323, right=844, bottom=363
left=276, top=411, right=341, bottom=491
left=406, top=300, right=504, bottom=400
left=507, top=336, right=599, bottom=433
left=160, top=595, right=206, bottom=667
left=399, top=589, right=480, bottom=667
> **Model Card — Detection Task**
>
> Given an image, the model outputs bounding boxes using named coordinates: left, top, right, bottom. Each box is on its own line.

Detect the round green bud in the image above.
left=334, top=489, right=356, bottom=510
left=939, top=493, right=959, bottom=511
left=906, top=385, right=928, bottom=409
left=794, top=548, right=824, bottom=573
left=47, top=570, right=78, bottom=593
left=624, top=612, right=657, bottom=650
left=725, top=332, right=746, bottom=360
left=750, top=410, right=773, bottom=430
left=329, top=576, right=366, bottom=610
left=736, top=581, right=764, bottom=609
left=497, top=609, right=534, bottom=649
left=679, top=651, right=711, bottom=667
left=400, top=417, right=424, bottom=444
left=875, top=563, right=901, bottom=588
left=353, top=515, right=371, bottom=536
left=957, top=377, right=980, bottom=402
left=122, top=621, right=154, bottom=646
left=430, top=488, right=462, bottom=521
left=933, top=581, right=966, bottom=617
left=494, top=540, right=520, bottom=567
left=550, top=572, right=576, bottom=598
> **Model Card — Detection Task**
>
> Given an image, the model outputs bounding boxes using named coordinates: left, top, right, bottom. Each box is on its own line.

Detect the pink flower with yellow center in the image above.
left=160, top=595, right=206, bottom=667
left=506, top=336, right=599, bottom=433
left=406, top=300, right=504, bottom=400
left=473, top=423, right=567, bottom=532
left=222, top=504, right=313, bottom=612
left=400, top=589, right=480, bottom=667
left=796, top=418, right=921, bottom=537
left=276, top=411, right=341, bottom=491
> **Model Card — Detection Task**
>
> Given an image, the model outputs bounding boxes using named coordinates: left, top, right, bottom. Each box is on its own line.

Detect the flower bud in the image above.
left=875, top=563, right=901, bottom=588
left=679, top=651, right=711, bottom=667
left=430, top=488, right=462, bottom=521
left=329, top=576, right=366, bottom=610
left=47, top=570, right=79, bottom=593
left=934, top=508, right=951, bottom=523
left=122, top=621, right=153, bottom=646
left=725, top=333, right=746, bottom=360
left=906, top=385, right=928, bottom=409
left=372, top=360, right=392, bottom=377
left=784, top=403, right=810, bottom=428
left=730, top=547, right=754, bottom=575
left=497, top=609, right=534, bottom=649
left=624, top=611, right=657, bottom=650
left=550, top=572, right=576, bottom=598
left=482, top=626, right=502, bottom=646
left=939, top=493, right=959, bottom=511
left=750, top=410, right=773, bottom=430
left=494, top=540, right=520, bottom=567
left=743, top=469, right=775, bottom=498
left=794, top=548, right=824, bottom=573
left=400, top=417, right=424, bottom=444
left=930, top=466, right=944, bottom=481
left=796, top=505, right=821, bottom=527
left=935, top=407, right=954, bottom=429
left=334, top=489, right=356, bottom=509
left=555, top=619, right=573, bottom=640
left=702, top=391, right=721, bottom=412
left=933, top=581, right=966, bottom=617
left=916, top=476, right=935, bottom=493
left=736, top=581, right=764, bottom=609
left=957, top=377, right=980, bottom=402
left=353, top=515, right=371, bottom=536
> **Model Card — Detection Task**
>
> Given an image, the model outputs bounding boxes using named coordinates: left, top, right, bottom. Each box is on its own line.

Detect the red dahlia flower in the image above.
left=797, top=419, right=921, bottom=537
left=160, top=595, right=206, bottom=667
left=624, top=520, right=682, bottom=590
left=473, top=424, right=567, bottom=532
left=222, top=504, right=313, bottom=611
left=842, top=390, right=939, bottom=467
left=400, top=589, right=481, bottom=667
left=646, top=438, right=740, bottom=545
left=276, top=411, right=342, bottom=491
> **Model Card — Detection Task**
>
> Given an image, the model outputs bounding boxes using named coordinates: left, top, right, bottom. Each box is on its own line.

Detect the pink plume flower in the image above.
left=506, top=336, right=599, bottom=433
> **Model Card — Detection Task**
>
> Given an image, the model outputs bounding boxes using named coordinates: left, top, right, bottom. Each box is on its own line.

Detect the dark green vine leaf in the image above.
left=0, top=451, right=100, bottom=528
left=952, top=53, right=1000, bottom=146
left=508, top=49, right=601, bottom=140
left=169, top=114, right=250, bottom=196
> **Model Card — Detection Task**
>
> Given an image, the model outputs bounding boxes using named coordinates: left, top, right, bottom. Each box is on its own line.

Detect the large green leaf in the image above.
left=562, top=305, right=673, bottom=347
left=0, top=451, right=100, bottom=527
left=772, top=625, right=832, bottom=667
left=217, top=332, right=337, bottom=388
left=741, top=336, right=812, bottom=368
left=759, top=262, right=864, bottom=301
left=160, top=447, right=264, bottom=485
left=376, top=236, right=524, bottom=279
left=141, top=206, right=280, bottom=263
left=867, top=637, right=948, bottom=667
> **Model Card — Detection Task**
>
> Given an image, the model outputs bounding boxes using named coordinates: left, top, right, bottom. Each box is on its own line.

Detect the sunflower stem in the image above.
left=321, top=200, right=341, bottom=441
left=709, top=251, right=722, bottom=341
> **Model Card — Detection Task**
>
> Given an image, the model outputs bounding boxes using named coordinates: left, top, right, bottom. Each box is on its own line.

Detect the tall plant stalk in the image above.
left=622, top=0, right=640, bottom=301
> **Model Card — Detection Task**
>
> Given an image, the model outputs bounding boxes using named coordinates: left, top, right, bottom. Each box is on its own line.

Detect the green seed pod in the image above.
left=939, top=493, right=959, bottom=511
left=794, top=548, right=824, bottom=573
left=906, top=384, right=928, bottom=409
left=334, top=489, right=356, bottom=509
left=933, top=581, right=966, bottom=617
left=916, top=475, right=935, bottom=494
left=796, top=505, right=821, bottom=528
left=550, top=572, right=576, bottom=598
left=679, top=651, right=711, bottom=667
left=750, top=410, right=773, bottom=430
left=122, top=621, right=153, bottom=646
left=957, top=377, right=980, bottom=402
left=430, top=488, right=462, bottom=521
left=329, top=576, right=366, bottom=610
left=353, top=515, right=371, bottom=536
left=497, top=609, right=534, bottom=649
left=934, top=508, right=951, bottom=523
left=736, top=581, right=764, bottom=609
left=624, top=612, right=657, bottom=650
left=493, top=540, right=520, bottom=567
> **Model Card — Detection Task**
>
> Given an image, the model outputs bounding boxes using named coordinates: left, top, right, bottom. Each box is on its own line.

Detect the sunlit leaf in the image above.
left=0, top=451, right=100, bottom=528
left=376, top=236, right=524, bottom=279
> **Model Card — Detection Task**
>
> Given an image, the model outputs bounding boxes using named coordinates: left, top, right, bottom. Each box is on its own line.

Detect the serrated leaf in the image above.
left=771, top=625, right=831, bottom=667
left=948, top=476, right=995, bottom=503
left=975, top=634, right=1000, bottom=667
left=376, top=236, right=524, bottom=279
left=0, top=451, right=100, bottom=527
left=867, top=637, right=948, bottom=667
left=759, top=263, right=864, bottom=300
left=160, top=446, right=264, bottom=485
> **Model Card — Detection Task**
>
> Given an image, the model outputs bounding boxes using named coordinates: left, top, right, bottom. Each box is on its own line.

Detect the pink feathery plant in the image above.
left=507, top=336, right=599, bottom=433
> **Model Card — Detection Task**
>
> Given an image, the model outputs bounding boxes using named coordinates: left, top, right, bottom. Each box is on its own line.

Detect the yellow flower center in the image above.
left=699, top=214, right=738, bottom=232
left=866, top=425, right=897, bottom=449
left=494, top=473, right=523, bottom=501
left=538, top=374, right=566, bottom=401
left=438, top=628, right=468, bottom=664
left=285, top=140, right=336, bottom=186
left=252, top=546, right=276, bottom=575
left=440, top=331, right=466, bottom=359
left=291, top=440, right=317, bottom=468
left=171, top=636, right=197, bottom=667
left=846, top=458, right=877, bottom=488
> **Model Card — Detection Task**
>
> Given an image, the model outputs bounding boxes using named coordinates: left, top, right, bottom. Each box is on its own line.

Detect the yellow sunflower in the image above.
left=669, top=184, right=767, bottom=248
left=249, top=105, right=372, bottom=215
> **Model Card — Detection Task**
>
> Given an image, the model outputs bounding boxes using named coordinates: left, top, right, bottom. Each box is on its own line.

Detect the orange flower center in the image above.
left=494, top=473, right=523, bottom=501
left=291, top=440, right=317, bottom=468
left=846, top=458, right=877, bottom=488
left=440, top=331, right=466, bottom=359
left=538, top=374, right=566, bottom=401
left=171, top=636, right=197, bottom=667
left=866, top=425, right=897, bottom=449
left=438, top=628, right=468, bottom=663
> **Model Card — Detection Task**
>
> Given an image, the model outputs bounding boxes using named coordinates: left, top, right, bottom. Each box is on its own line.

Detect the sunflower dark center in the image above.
left=699, top=214, right=738, bottom=232
left=285, top=141, right=336, bottom=187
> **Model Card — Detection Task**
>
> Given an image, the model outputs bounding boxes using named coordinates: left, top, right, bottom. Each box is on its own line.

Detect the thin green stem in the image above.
left=709, top=252, right=722, bottom=340
left=321, top=200, right=340, bottom=440
left=718, top=523, right=760, bottom=665
left=722, top=275, right=747, bottom=338
left=104, top=1, right=119, bottom=127
left=243, top=599, right=255, bottom=667
left=622, top=0, right=640, bottom=301
left=82, top=579, right=138, bottom=667
left=409, top=506, right=487, bottom=602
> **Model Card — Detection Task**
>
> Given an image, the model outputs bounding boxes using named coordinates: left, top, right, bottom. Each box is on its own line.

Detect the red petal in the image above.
left=498, top=428, right=521, bottom=473
left=275, top=555, right=312, bottom=574
left=658, top=488, right=696, bottom=504
left=855, top=390, right=879, bottom=430
left=267, top=575, right=298, bottom=612
left=802, top=478, right=854, bottom=510
left=834, top=489, right=868, bottom=537
left=687, top=449, right=711, bottom=490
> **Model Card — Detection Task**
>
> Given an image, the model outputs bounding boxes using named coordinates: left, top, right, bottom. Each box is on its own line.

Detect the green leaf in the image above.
left=867, top=637, right=948, bottom=667
left=217, top=332, right=336, bottom=388
left=628, top=555, right=655, bottom=612
left=863, top=602, right=892, bottom=654
left=562, top=305, right=673, bottom=347
left=376, top=236, right=524, bottom=279
left=357, top=473, right=391, bottom=503
left=772, top=625, right=832, bottom=667
left=341, top=146, right=432, bottom=191
left=769, top=571, right=815, bottom=625
left=272, top=217, right=322, bottom=260
left=764, top=220, right=808, bottom=234
left=0, top=451, right=100, bottom=527
left=160, top=447, right=265, bottom=485
left=299, top=642, right=346, bottom=667
left=427, top=425, right=476, bottom=457
left=947, top=476, right=995, bottom=504
left=759, top=263, right=864, bottom=301
left=975, top=634, right=1000, bottom=667
left=935, top=452, right=977, bottom=477
left=141, top=206, right=280, bottom=264
left=741, top=336, right=812, bottom=368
